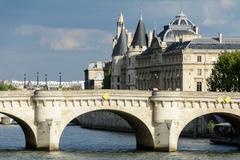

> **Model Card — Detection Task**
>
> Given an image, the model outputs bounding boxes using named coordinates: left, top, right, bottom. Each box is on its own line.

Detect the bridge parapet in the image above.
left=0, top=91, right=34, bottom=107
left=33, top=90, right=152, bottom=108
left=151, top=91, right=240, bottom=129
left=151, top=91, right=240, bottom=109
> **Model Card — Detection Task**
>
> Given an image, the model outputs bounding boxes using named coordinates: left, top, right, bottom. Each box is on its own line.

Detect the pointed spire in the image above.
left=176, top=10, right=186, bottom=18
left=118, top=11, right=124, bottom=23
left=153, top=28, right=157, bottom=38
left=131, top=16, right=147, bottom=47
left=140, top=6, right=143, bottom=21
left=112, top=25, right=128, bottom=57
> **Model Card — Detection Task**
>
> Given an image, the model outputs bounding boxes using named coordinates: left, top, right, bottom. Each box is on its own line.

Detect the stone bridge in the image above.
left=0, top=90, right=239, bottom=152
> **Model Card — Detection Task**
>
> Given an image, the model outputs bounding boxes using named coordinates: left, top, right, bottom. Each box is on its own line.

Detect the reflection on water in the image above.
left=0, top=125, right=239, bottom=160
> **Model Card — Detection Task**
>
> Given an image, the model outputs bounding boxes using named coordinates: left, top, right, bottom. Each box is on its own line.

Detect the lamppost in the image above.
left=23, top=73, right=27, bottom=89
left=154, top=73, right=159, bottom=89
left=135, top=75, right=138, bottom=89
left=45, top=74, right=48, bottom=90
left=236, top=76, right=239, bottom=92
left=59, top=72, right=62, bottom=89
left=36, top=72, right=39, bottom=88
left=176, top=73, right=180, bottom=91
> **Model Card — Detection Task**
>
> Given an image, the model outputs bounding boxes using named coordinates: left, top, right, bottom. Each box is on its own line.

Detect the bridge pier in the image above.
left=34, top=91, right=63, bottom=151
left=36, top=120, right=61, bottom=151
left=153, top=120, right=179, bottom=152
left=151, top=95, right=181, bottom=152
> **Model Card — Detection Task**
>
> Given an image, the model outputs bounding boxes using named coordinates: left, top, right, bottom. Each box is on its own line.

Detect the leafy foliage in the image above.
left=102, top=67, right=111, bottom=89
left=0, top=83, right=17, bottom=91
left=207, top=120, right=216, bottom=134
left=207, top=51, right=240, bottom=92
left=62, top=85, right=83, bottom=90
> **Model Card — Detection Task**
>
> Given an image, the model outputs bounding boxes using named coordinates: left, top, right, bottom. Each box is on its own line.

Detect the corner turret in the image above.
left=112, top=26, right=128, bottom=57
left=131, top=16, right=147, bottom=48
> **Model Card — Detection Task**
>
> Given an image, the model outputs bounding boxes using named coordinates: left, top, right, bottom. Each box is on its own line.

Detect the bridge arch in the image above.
left=58, top=108, right=155, bottom=151
left=0, top=111, right=37, bottom=149
left=172, top=110, right=240, bottom=151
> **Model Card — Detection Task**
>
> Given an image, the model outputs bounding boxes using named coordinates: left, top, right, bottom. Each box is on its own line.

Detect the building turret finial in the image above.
left=118, top=11, right=124, bottom=23
left=131, top=14, right=147, bottom=47
left=140, top=3, right=143, bottom=21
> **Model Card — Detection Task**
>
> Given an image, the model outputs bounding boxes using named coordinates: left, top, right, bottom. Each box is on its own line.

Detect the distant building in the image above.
left=111, top=11, right=240, bottom=91
left=8, top=80, right=84, bottom=90
left=84, top=61, right=111, bottom=89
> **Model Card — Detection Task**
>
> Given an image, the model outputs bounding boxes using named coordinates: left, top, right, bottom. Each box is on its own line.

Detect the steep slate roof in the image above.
left=137, top=37, right=162, bottom=58
left=164, top=37, right=240, bottom=53
left=158, top=29, right=195, bottom=42
left=157, top=11, right=197, bottom=42
left=112, top=27, right=128, bottom=57
left=164, top=41, right=190, bottom=52
left=131, top=17, right=147, bottom=47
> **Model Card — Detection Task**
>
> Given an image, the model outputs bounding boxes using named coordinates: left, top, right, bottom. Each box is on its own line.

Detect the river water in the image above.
left=0, top=125, right=239, bottom=160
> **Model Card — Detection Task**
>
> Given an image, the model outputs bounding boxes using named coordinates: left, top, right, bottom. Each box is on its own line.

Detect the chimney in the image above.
left=218, top=33, right=223, bottom=43
left=194, top=26, right=199, bottom=34
left=147, top=31, right=153, bottom=47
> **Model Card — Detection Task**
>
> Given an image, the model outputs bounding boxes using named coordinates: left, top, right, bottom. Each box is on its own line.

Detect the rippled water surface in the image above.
left=0, top=125, right=239, bottom=160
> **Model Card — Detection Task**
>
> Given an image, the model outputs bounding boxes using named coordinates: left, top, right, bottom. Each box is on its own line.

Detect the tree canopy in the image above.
left=0, top=83, right=17, bottom=91
left=102, top=66, right=111, bottom=89
left=207, top=51, right=240, bottom=92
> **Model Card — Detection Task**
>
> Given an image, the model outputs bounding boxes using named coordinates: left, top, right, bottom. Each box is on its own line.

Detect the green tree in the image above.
left=102, top=66, right=111, bottom=89
left=0, top=83, right=17, bottom=91
left=207, top=120, right=215, bottom=135
left=207, top=51, right=240, bottom=92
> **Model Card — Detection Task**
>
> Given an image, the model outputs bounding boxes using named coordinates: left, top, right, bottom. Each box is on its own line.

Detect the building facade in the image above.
left=111, top=11, right=240, bottom=91
left=84, top=61, right=111, bottom=89
left=111, top=13, right=153, bottom=89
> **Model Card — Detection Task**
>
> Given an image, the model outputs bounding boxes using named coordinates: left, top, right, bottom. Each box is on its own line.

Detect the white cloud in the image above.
left=202, top=0, right=237, bottom=26
left=220, top=0, right=235, bottom=9
left=203, top=6, right=227, bottom=26
left=16, top=25, right=112, bottom=52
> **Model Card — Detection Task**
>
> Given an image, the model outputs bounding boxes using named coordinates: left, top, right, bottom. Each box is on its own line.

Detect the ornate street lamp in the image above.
left=36, top=72, right=39, bottom=88
left=45, top=74, right=48, bottom=90
left=59, top=72, right=62, bottom=89
left=176, top=73, right=180, bottom=91
left=23, top=73, right=27, bottom=89
left=154, top=73, right=159, bottom=89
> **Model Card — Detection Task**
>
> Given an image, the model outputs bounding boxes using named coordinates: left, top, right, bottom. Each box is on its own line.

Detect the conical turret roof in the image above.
left=112, top=26, right=128, bottom=57
left=131, top=17, right=147, bottom=47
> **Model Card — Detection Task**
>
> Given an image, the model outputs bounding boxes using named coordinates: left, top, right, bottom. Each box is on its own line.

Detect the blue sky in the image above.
left=0, top=0, right=240, bottom=81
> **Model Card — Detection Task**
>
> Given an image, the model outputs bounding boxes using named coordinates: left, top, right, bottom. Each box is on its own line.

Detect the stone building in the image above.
left=84, top=61, right=112, bottom=89
left=81, top=11, right=240, bottom=137
left=84, top=61, right=105, bottom=89
left=111, top=13, right=153, bottom=89
left=111, top=11, right=240, bottom=91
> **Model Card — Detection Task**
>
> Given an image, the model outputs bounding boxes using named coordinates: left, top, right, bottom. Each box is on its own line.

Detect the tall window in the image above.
left=128, top=75, right=131, bottom=83
left=128, top=58, right=131, bottom=65
left=197, top=69, right=202, bottom=76
left=197, top=82, right=202, bottom=91
left=197, top=56, right=202, bottom=62
left=117, top=76, right=120, bottom=83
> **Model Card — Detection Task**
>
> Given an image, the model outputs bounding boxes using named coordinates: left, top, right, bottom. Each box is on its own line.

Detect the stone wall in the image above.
left=77, top=111, right=132, bottom=132
left=77, top=110, right=213, bottom=137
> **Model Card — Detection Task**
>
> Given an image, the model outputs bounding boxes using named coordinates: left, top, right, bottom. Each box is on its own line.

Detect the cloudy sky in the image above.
left=0, top=0, right=239, bottom=81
